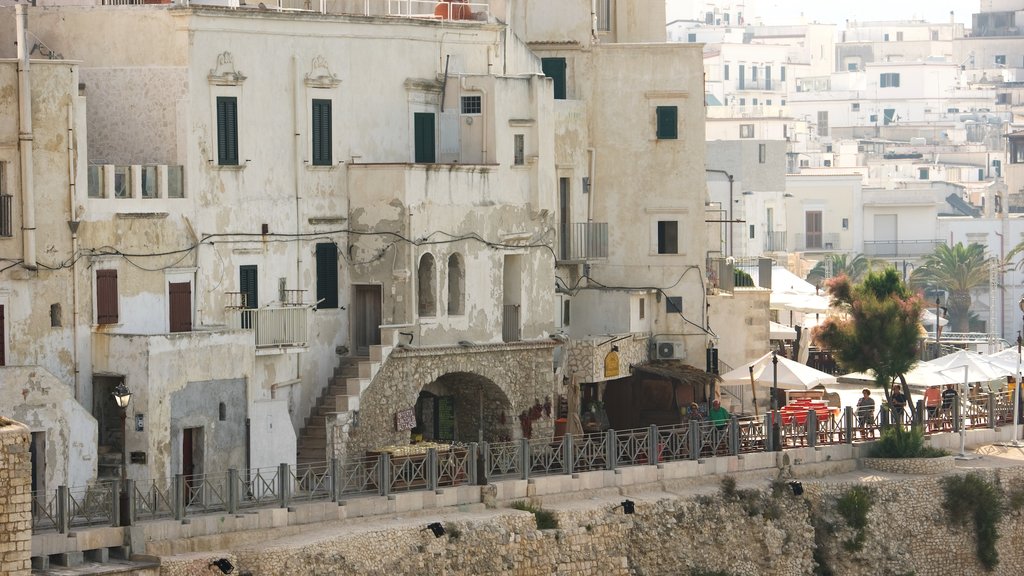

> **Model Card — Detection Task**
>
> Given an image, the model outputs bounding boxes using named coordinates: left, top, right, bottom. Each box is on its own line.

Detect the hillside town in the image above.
left=4, top=0, right=1024, bottom=574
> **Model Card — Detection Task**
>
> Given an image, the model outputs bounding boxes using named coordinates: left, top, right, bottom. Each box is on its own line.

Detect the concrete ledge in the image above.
left=863, top=456, right=956, bottom=475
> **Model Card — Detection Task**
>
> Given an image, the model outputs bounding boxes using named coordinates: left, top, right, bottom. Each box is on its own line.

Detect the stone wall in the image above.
left=0, top=417, right=31, bottom=576
left=159, top=466, right=1024, bottom=576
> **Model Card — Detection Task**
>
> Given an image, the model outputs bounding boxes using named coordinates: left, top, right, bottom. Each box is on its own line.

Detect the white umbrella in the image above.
left=770, top=321, right=797, bottom=340
left=920, top=309, right=949, bottom=327
left=984, top=347, right=1021, bottom=374
left=720, top=352, right=837, bottom=391
left=837, top=364, right=962, bottom=390
left=925, top=349, right=1011, bottom=383
left=770, top=291, right=831, bottom=314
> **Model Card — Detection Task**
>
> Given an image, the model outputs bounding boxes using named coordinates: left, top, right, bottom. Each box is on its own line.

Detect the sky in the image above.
left=667, top=0, right=974, bottom=28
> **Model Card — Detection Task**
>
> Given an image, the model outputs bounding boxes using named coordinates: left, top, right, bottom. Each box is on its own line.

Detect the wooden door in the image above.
left=169, top=282, right=192, bottom=333
left=353, top=285, right=382, bottom=357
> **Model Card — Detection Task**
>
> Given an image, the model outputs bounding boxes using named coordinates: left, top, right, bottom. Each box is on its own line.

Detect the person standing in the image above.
left=709, top=399, right=730, bottom=430
left=890, top=384, right=908, bottom=426
left=941, top=382, right=958, bottom=429
left=856, top=389, right=875, bottom=439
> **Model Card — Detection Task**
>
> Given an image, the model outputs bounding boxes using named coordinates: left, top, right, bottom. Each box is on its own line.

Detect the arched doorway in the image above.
left=414, top=372, right=513, bottom=444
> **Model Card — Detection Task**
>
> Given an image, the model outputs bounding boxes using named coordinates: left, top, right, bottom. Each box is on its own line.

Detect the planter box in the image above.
left=862, top=455, right=955, bottom=475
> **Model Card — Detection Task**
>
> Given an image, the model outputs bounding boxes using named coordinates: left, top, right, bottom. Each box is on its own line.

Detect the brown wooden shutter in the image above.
left=169, top=282, right=192, bottom=333
left=96, top=270, right=119, bottom=324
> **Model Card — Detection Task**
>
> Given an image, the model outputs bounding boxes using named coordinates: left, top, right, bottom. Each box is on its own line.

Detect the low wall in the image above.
left=863, top=455, right=956, bottom=474
left=157, top=466, right=1024, bottom=576
left=0, top=417, right=31, bottom=576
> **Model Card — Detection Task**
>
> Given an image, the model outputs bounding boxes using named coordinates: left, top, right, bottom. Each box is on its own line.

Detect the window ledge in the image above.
left=306, top=163, right=341, bottom=171
left=212, top=163, right=247, bottom=171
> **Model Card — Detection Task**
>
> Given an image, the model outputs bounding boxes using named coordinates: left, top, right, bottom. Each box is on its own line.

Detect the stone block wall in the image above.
left=0, top=417, right=31, bottom=576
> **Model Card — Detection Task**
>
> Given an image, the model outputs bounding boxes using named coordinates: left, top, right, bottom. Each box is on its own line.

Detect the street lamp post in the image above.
left=112, top=382, right=132, bottom=525
left=1012, top=297, right=1024, bottom=446
left=771, top=351, right=781, bottom=451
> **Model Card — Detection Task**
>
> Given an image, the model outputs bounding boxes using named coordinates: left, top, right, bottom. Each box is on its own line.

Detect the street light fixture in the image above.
left=111, top=381, right=132, bottom=524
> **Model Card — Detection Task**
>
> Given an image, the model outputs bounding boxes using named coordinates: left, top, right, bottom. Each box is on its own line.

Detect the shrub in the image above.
left=510, top=499, right=559, bottom=530
left=836, top=486, right=873, bottom=552
left=720, top=476, right=738, bottom=499
left=869, top=425, right=948, bottom=458
left=941, top=474, right=1003, bottom=571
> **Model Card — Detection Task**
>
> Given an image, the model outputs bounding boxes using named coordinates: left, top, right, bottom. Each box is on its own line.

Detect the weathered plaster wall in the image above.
left=169, top=378, right=247, bottom=479
left=0, top=367, right=98, bottom=489
left=707, top=287, right=772, bottom=371
left=249, top=399, right=296, bottom=472
left=347, top=343, right=556, bottom=456
left=0, top=418, right=31, bottom=576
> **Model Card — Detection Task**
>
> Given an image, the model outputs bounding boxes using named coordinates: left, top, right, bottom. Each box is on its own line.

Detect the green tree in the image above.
left=814, top=268, right=923, bottom=414
left=908, top=242, right=991, bottom=333
left=805, top=253, right=874, bottom=287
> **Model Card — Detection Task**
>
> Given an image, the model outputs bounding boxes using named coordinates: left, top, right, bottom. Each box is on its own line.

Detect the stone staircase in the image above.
left=295, top=337, right=399, bottom=467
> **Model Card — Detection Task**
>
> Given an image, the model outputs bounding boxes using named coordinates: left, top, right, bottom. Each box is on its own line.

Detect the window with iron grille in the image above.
left=461, top=95, right=482, bottom=115
left=0, top=162, right=10, bottom=237
left=513, top=134, right=525, bottom=165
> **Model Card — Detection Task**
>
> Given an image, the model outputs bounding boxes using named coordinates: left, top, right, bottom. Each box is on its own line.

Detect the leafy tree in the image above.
left=908, top=242, right=991, bottom=333
left=805, top=253, right=875, bottom=287
left=814, top=268, right=923, bottom=413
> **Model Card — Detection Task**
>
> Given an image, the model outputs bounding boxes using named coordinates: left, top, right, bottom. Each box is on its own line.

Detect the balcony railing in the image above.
left=178, top=0, right=492, bottom=21
left=863, top=239, right=943, bottom=257
left=764, top=231, right=786, bottom=252
left=794, top=232, right=841, bottom=252
left=736, top=79, right=782, bottom=92
left=502, top=304, right=521, bottom=343
left=227, top=306, right=310, bottom=350
left=558, top=222, right=609, bottom=261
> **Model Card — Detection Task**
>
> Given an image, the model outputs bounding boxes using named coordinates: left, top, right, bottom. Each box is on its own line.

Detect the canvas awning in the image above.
left=631, top=360, right=722, bottom=388
left=770, top=321, right=798, bottom=340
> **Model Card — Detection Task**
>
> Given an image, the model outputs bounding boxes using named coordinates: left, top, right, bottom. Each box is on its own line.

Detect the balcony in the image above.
left=558, top=222, right=609, bottom=261
left=226, top=305, right=311, bottom=353
left=794, top=233, right=841, bottom=252
left=764, top=231, right=786, bottom=252
left=178, top=0, right=493, bottom=21
left=863, top=239, right=943, bottom=257
left=502, top=304, right=521, bottom=343
left=736, top=79, right=782, bottom=92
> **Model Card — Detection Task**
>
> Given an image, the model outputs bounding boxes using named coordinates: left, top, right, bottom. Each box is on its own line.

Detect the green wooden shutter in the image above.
left=656, top=106, right=678, bottom=140
left=239, top=265, right=258, bottom=309
left=541, top=57, right=567, bottom=100
left=312, top=99, right=332, bottom=166
left=414, top=113, right=436, bottom=163
left=315, top=243, right=339, bottom=309
left=217, top=97, right=239, bottom=166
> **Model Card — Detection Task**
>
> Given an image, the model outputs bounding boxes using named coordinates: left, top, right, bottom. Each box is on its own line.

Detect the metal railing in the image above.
left=33, top=404, right=1016, bottom=534
left=227, top=305, right=311, bottom=348
left=558, top=222, right=609, bottom=261
left=502, top=304, right=521, bottom=342
left=794, top=232, right=841, bottom=252
left=175, top=0, right=492, bottom=21
left=764, top=231, right=786, bottom=252
left=863, top=239, right=943, bottom=257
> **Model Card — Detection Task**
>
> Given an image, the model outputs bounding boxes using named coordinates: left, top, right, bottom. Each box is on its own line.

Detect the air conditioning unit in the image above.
left=655, top=340, right=686, bottom=360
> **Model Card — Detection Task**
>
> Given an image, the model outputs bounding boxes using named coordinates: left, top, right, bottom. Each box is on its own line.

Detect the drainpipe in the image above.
left=586, top=148, right=596, bottom=223
left=68, top=104, right=80, bottom=400
left=16, top=4, right=37, bottom=270
left=292, top=55, right=303, bottom=387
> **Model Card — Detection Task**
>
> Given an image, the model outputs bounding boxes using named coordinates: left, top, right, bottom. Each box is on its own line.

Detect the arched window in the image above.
left=418, top=253, right=437, bottom=317
left=447, top=253, right=465, bottom=315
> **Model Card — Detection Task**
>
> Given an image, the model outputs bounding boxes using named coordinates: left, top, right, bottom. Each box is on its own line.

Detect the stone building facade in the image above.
left=0, top=417, right=31, bottom=576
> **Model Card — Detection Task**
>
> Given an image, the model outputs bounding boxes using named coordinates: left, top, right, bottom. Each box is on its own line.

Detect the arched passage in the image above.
left=414, top=372, right=512, bottom=444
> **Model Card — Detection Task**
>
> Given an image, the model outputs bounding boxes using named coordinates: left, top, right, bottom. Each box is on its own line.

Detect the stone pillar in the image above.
left=0, top=417, right=32, bottom=576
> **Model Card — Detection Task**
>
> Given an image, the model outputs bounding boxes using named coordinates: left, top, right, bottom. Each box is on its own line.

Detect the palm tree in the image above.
left=908, top=242, right=991, bottom=333
left=805, top=253, right=874, bottom=287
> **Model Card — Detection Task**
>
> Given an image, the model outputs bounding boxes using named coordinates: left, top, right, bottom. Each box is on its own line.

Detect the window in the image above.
left=817, top=111, right=828, bottom=136
left=167, top=166, right=184, bottom=198
left=851, top=102, right=860, bottom=111
left=563, top=299, right=570, bottom=326
left=997, top=93, right=1010, bottom=105
left=919, top=168, right=929, bottom=180
left=931, top=30, right=939, bottom=40
left=739, top=124, right=754, bottom=138
left=447, top=253, right=465, bottom=315
left=948, top=108, right=959, bottom=113
left=688, top=33, right=696, bottom=42
left=513, top=134, right=525, bottom=165
left=656, top=106, right=678, bottom=140
left=596, top=0, right=610, bottom=31
left=993, top=159, right=1002, bottom=177
left=414, top=112, right=436, bottom=163
left=752, top=66, right=758, bottom=81
left=460, top=95, right=482, bottom=114
left=765, top=66, right=771, bottom=90
left=96, top=269, right=119, bottom=325
left=880, top=73, right=900, bottom=88
left=315, top=243, right=338, bottom=309
left=749, top=224, right=755, bottom=239
left=141, top=166, right=157, bottom=198
left=50, top=303, right=61, bottom=327
left=842, top=218, right=849, bottom=230
left=996, top=55, right=1007, bottom=66
left=0, top=163, right=10, bottom=237
left=896, top=31, right=903, bottom=41
left=114, top=166, right=130, bottom=198
left=870, top=114, right=878, bottom=123
left=666, top=296, right=683, bottom=314
left=739, top=98, right=746, bottom=105
left=883, top=108, right=896, bottom=125
left=88, top=165, right=103, bottom=198
left=883, top=33, right=890, bottom=41
left=312, top=99, right=332, bottom=166
left=780, top=66, right=786, bottom=81
left=541, top=58, right=567, bottom=100
left=848, top=63, right=858, bottom=71
left=216, top=96, right=239, bottom=166
left=738, top=65, right=745, bottom=89
left=417, top=253, right=436, bottom=317
left=639, top=298, right=645, bottom=320
left=759, top=143, right=766, bottom=163
left=766, top=99, right=772, bottom=105
left=657, top=220, right=678, bottom=254
left=752, top=98, right=758, bottom=106
left=805, top=211, right=822, bottom=249
left=724, top=64, right=729, bottom=80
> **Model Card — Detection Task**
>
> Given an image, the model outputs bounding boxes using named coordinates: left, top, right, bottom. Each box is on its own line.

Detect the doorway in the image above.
left=182, top=427, right=203, bottom=497
left=353, top=285, right=382, bottom=357
left=30, top=432, right=45, bottom=495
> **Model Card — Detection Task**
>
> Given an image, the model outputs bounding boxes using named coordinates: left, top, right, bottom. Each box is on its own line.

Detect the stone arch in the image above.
left=417, top=252, right=436, bottom=317
left=446, top=252, right=465, bottom=315
left=415, top=372, right=511, bottom=444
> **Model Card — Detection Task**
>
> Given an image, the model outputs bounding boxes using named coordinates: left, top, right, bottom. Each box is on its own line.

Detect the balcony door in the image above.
left=414, top=113, right=436, bottom=163
left=875, top=214, right=898, bottom=255
left=805, top=211, right=822, bottom=249
left=559, top=177, right=570, bottom=259
left=353, top=285, right=381, bottom=357
left=169, top=282, right=192, bottom=333
left=239, top=265, right=257, bottom=329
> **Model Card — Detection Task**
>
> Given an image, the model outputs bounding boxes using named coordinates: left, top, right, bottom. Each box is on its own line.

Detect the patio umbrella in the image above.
left=770, top=321, right=797, bottom=340
left=925, top=350, right=1010, bottom=383
left=720, top=352, right=837, bottom=391
left=836, top=364, right=962, bottom=390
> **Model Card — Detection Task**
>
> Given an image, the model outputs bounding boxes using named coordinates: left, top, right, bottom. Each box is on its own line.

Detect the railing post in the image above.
left=648, top=425, right=659, bottom=465
left=426, top=448, right=438, bottom=491
left=728, top=417, right=740, bottom=455
left=953, top=397, right=962, bottom=432
left=764, top=413, right=774, bottom=452
left=123, top=479, right=135, bottom=527
left=278, top=463, right=291, bottom=509
left=519, top=438, right=530, bottom=480
left=561, top=434, right=573, bottom=475
left=688, top=422, right=701, bottom=460
left=988, top=395, right=997, bottom=429
left=605, top=429, right=617, bottom=470
left=771, top=410, right=782, bottom=452
left=481, top=441, right=491, bottom=484
left=173, top=475, right=185, bottom=521
left=57, top=485, right=69, bottom=534
left=378, top=454, right=390, bottom=497
left=880, top=409, right=890, bottom=429
left=844, top=406, right=854, bottom=445
left=914, top=399, right=925, bottom=426
left=112, top=479, right=122, bottom=528
left=228, top=469, right=240, bottom=513
left=807, top=411, right=817, bottom=448
left=468, top=443, right=479, bottom=486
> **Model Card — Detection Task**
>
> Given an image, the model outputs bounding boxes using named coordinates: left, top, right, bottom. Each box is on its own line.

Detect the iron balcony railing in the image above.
left=764, top=231, right=786, bottom=252
left=863, top=239, right=943, bottom=257
left=794, top=232, right=841, bottom=251
left=558, top=222, right=609, bottom=261
left=502, top=304, right=521, bottom=342
left=227, top=305, right=311, bottom=349
left=176, top=0, right=492, bottom=21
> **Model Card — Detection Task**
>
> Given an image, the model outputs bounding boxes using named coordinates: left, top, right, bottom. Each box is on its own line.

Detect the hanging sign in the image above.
left=604, top=349, right=620, bottom=378
left=395, top=408, right=416, bottom=431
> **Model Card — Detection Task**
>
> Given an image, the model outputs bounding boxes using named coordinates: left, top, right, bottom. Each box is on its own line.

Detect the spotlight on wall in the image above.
left=209, top=558, right=235, bottom=574
left=426, top=522, right=446, bottom=538
left=788, top=481, right=804, bottom=496
left=612, top=499, right=635, bottom=514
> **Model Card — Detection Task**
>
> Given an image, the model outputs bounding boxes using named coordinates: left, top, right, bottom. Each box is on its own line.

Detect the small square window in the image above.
left=666, top=296, right=683, bottom=314
left=851, top=102, right=860, bottom=111
left=996, top=55, right=1007, bottom=66
left=461, top=95, right=482, bottom=115
left=740, top=124, right=754, bottom=138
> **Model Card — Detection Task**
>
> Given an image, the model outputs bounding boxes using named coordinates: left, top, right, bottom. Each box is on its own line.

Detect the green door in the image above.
left=414, top=112, right=436, bottom=163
